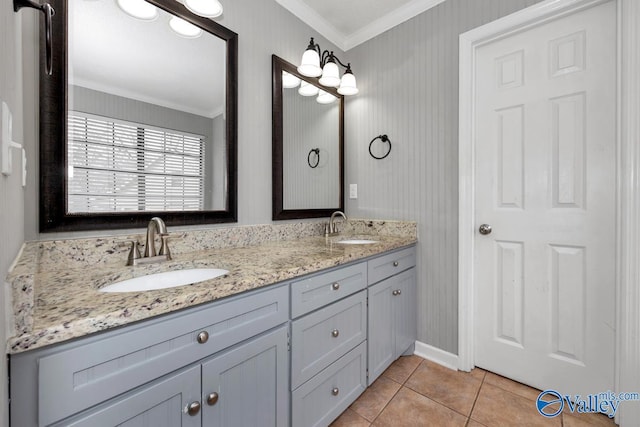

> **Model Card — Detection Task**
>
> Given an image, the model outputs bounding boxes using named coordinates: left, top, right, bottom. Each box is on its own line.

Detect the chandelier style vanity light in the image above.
left=297, top=37, right=358, bottom=96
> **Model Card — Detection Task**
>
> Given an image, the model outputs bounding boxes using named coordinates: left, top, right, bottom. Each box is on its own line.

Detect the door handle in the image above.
left=479, top=224, right=492, bottom=235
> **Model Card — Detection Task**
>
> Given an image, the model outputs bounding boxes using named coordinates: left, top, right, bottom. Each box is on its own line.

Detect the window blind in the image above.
left=67, top=112, right=204, bottom=213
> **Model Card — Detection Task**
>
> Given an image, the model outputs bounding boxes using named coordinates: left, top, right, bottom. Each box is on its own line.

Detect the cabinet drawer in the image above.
left=36, top=284, right=289, bottom=427
left=291, top=290, right=366, bottom=389
left=292, top=341, right=367, bottom=427
left=368, top=246, right=416, bottom=285
left=291, top=262, right=366, bottom=318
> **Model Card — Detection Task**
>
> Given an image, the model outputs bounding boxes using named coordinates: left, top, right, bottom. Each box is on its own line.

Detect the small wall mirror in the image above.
left=39, top=0, right=237, bottom=232
left=272, top=55, right=344, bottom=220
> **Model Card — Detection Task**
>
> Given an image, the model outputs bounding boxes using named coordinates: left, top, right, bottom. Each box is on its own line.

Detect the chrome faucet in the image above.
left=126, top=217, right=171, bottom=266
left=326, top=211, right=347, bottom=236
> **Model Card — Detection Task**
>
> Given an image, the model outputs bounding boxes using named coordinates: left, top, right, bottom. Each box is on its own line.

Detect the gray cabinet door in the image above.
left=201, top=326, right=289, bottom=427
left=394, top=268, right=417, bottom=358
left=367, top=267, right=417, bottom=385
left=367, top=278, right=395, bottom=384
left=54, top=365, right=201, bottom=427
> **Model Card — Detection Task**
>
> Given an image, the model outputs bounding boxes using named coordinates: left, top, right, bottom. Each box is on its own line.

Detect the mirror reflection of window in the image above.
left=67, top=0, right=227, bottom=213
left=67, top=111, right=205, bottom=213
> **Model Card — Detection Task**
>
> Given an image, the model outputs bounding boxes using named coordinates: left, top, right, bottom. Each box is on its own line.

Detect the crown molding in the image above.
left=344, top=0, right=446, bottom=50
left=275, top=0, right=445, bottom=52
left=274, top=0, right=348, bottom=51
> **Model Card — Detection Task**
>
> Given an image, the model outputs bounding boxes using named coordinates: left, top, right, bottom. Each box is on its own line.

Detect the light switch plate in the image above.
left=349, top=184, right=358, bottom=199
left=1, top=101, right=22, bottom=177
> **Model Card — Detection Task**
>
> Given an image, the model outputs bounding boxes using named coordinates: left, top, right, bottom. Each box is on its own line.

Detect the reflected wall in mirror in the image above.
left=39, top=0, right=238, bottom=232
left=272, top=55, right=344, bottom=220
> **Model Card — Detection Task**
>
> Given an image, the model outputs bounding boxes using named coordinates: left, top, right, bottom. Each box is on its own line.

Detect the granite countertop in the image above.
left=6, top=225, right=416, bottom=354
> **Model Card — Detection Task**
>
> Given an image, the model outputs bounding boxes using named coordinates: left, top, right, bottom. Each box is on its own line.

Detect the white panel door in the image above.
left=474, top=0, right=616, bottom=395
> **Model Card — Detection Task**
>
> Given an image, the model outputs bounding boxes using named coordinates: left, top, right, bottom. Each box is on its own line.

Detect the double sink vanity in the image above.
left=7, top=220, right=417, bottom=426
left=12, top=0, right=419, bottom=424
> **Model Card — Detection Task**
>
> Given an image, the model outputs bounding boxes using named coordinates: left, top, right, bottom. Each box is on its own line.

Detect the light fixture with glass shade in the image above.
left=117, top=0, right=159, bottom=20
left=169, top=16, right=203, bottom=38
left=184, top=0, right=223, bottom=17
left=316, top=90, right=337, bottom=104
left=298, top=81, right=319, bottom=97
left=298, top=37, right=358, bottom=95
left=282, top=71, right=301, bottom=89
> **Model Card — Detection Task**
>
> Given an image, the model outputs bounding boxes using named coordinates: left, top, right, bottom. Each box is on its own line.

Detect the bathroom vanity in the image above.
left=6, top=225, right=416, bottom=427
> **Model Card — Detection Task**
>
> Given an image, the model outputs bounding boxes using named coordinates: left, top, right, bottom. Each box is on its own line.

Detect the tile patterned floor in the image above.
left=330, top=356, right=618, bottom=427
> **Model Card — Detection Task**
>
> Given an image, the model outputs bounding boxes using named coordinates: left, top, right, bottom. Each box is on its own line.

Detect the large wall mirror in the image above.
left=272, top=55, right=344, bottom=220
left=39, top=0, right=237, bottom=232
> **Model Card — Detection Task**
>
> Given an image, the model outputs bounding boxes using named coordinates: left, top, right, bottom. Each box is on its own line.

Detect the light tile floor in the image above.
left=330, top=356, right=618, bottom=427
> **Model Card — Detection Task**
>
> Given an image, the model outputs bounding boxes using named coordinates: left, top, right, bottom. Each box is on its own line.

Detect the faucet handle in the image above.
left=126, top=240, right=142, bottom=266
left=159, top=233, right=172, bottom=260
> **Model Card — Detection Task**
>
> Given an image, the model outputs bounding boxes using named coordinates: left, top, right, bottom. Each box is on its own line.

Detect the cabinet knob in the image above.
left=332, top=282, right=340, bottom=290
left=197, top=331, right=209, bottom=344
left=331, top=387, right=340, bottom=396
left=393, top=289, right=402, bottom=296
left=393, top=261, right=399, bottom=267
left=331, top=329, right=340, bottom=338
left=186, top=401, right=201, bottom=416
left=206, top=392, right=219, bottom=406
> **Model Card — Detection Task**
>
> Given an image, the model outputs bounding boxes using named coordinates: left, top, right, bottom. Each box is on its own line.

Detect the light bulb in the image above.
left=184, top=0, right=223, bottom=18
left=338, top=71, right=359, bottom=96
left=117, top=0, right=158, bottom=21
left=298, top=81, right=319, bottom=97
left=317, top=90, right=337, bottom=104
left=319, top=61, right=340, bottom=88
left=298, top=49, right=322, bottom=77
left=282, top=71, right=301, bottom=89
left=169, top=16, right=203, bottom=38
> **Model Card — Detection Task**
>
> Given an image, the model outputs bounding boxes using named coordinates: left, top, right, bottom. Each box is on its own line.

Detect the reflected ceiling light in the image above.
left=169, top=16, right=203, bottom=38
left=298, top=81, right=319, bottom=97
left=316, top=90, right=337, bottom=104
left=184, top=0, right=223, bottom=18
left=298, top=37, right=358, bottom=96
left=116, top=0, right=159, bottom=21
left=282, top=71, right=301, bottom=89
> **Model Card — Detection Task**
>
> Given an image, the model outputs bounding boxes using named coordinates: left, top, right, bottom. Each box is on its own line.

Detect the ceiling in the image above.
left=275, top=0, right=446, bottom=51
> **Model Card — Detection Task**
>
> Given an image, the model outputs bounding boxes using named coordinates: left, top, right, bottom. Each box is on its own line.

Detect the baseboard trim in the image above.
left=414, top=341, right=459, bottom=371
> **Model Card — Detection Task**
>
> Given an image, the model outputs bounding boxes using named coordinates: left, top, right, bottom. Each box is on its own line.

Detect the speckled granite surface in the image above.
left=6, top=220, right=416, bottom=354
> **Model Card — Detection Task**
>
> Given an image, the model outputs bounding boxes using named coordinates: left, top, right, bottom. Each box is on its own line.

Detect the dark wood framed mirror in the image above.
left=272, top=55, right=344, bottom=220
left=39, top=0, right=237, bottom=232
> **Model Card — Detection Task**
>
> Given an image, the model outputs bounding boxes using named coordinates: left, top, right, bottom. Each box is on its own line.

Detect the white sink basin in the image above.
left=336, top=239, right=378, bottom=245
left=100, top=268, right=229, bottom=293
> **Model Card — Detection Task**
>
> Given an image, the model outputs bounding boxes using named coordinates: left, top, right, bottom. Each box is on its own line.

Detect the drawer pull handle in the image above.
left=393, top=261, right=399, bottom=267
left=332, top=282, right=340, bottom=290
left=332, top=387, right=340, bottom=396
left=207, top=392, right=219, bottom=406
left=331, top=329, right=340, bottom=338
left=197, top=331, right=209, bottom=344
left=186, top=401, right=201, bottom=416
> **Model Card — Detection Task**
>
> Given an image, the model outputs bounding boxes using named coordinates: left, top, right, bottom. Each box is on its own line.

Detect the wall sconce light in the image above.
left=298, top=37, right=358, bottom=96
